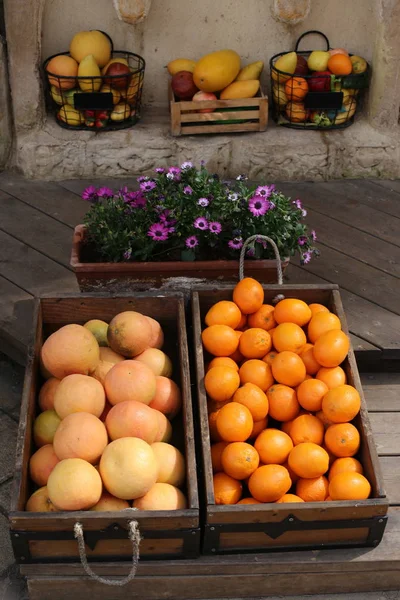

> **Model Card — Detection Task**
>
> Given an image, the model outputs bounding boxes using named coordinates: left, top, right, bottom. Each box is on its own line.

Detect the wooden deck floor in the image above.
left=0, top=173, right=399, bottom=365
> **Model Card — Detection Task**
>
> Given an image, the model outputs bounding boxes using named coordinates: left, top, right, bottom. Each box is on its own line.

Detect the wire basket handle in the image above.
left=295, top=30, right=330, bottom=52
left=239, top=235, right=285, bottom=303
left=74, top=520, right=141, bottom=586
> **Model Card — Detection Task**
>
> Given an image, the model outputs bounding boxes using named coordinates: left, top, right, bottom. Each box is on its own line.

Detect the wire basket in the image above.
left=270, top=30, right=369, bottom=130
left=43, top=34, right=145, bottom=131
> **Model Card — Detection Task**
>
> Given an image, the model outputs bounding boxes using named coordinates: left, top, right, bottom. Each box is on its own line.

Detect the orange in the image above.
left=211, top=441, right=230, bottom=473
left=213, top=472, right=243, bottom=504
left=268, top=327, right=276, bottom=338
left=296, top=475, right=329, bottom=502
left=274, top=298, right=312, bottom=327
left=236, top=313, right=247, bottom=330
left=329, top=457, right=364, bottom=482
left=327, top=54, right=353, bottom=76
left=204, top=366, right=240, bottom=402
left=254, top=429, right=293, bottom=465
left=271, top=351, right=306, bottom=387
left=324, top=423, right=360, bottom=457
left=239, top=328, right=272, bottom=359
left=267, top=384, right=300, bottom=422
left=316, top=366, right=347, bottom=389
left=282, top=459, right=299, bottom=483
left=308, top=312, right=341, bottom=344
left=272, top=323, right=307, bottom=354
left=313, top=330, right=349, bottom=368
left=315, top=410, right=334, bottom=430
left=233, top=278, right=264, bottom=315
left=237, top=497, right=262, bottom=504
left=281, top=409, right=309, bottom=436
left=248, top=464, right=292, bottom=503
left=207, top=357, right=239, bottom=372
left=276, top=493, right=304, bottom=503
left=262, top=350, right=278, bottom=366
left=207, top=398, right=231, bottom=414
left=247, top=305, right=276, bottom=331
left=209, top=410, right=222, bottom=442
left=205, top=301, right=242, bottom=329
left=233, top=383, right=269, bottom=421
left=229, top=333, right=244, bottom=363
left=329, top=472, right=371, bottom=501
left=325, top=496, right=332, bottom=501
left=248, top=416, right=268, bottom=440
left=202, top=325, right=239, bottom=357
left=323, top=443, right=337, bottom=467
left=285, top=76, right=308, bottom=102
left=288, top=443, right=329, bottom=478
left=239, top=359, right=274, bottom=391
left=216, top=402, right=253, bottom=442
left=286, top=101, right=308, bottom=123
left=289, top=414, right=325, bottom=446
left=309, top=303, right=329, bottom=317
left=297, top=378, right=329, bottom=412
left=299, top=344, right=321, bottom=375
left=322, top=384, right=361, bottom=423
left=221, top=442, right=260, bottom=480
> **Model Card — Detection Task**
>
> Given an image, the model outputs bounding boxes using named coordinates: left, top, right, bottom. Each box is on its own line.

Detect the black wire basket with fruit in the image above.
left=42, top=30, right=145, bottom=131
left=270, top=30, right=369, bottom=130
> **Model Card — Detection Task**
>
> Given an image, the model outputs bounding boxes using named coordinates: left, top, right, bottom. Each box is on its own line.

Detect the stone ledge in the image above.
left=12, top=108, right=400, bottom=181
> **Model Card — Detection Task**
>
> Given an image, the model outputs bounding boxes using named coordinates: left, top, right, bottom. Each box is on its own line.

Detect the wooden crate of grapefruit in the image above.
left=192, top=282, right=388, bottom=555
left=9, top=292, right=200, bottom=565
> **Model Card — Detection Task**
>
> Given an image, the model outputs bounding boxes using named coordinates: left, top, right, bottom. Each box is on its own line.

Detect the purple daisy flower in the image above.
left=293, top=198, right=302, bottom=209
left=184, top=185, right=193, bottom=195
left=228, top=192, right=238, bottom=201
left=168, top=226, right=176, bottom=234
left=236, top=174, right=248, bottom=181
left=303, top=250, right=313, bottom=264
left=200, top=160, right=206, bottom=166
left=194, top=217, right=208, bottom=230
left=97, top=187, right=114, bottom=198
left=168, top=166, right=181, bottom=181
left=159, top=210, right=171, bottom=223
left=311, top=229, right=317, bottom=241
left=301, top=208, right=307, bottom=217
left=228, top=237, right=243, bottom=250
left=82, top=186, right=98, bottom=202
left=147, top=223, right=169, bottom=241
left=137, top=176, right=149, bottom=183
left=140, top=180, right=156, bottom=192
left=256, top=237, right=267, bottom=249
left=298, top=236, right=308, bottom=246
left=123, top=248, right=132, bottom=260
left=248, top=196, right=271, bottom=216
left=198, top=197, right=209, bottom=207
left=247, top=248, right=255, bottom=257
left=155, top=167, right=165, bottom=174
left=180, top=161, right=193, bottom=170
left=209, top=221, right=222, bottom=234
left=186, top=235, right=199, bottom=248
left=256, top=184, right=275, bottom=197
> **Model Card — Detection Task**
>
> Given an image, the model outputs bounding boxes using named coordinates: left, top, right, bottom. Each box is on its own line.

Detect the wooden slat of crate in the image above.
left=9, top=293, right=200, bottom=563
left=169, top=82, right=268, bottom=136
left=191, top=283, right=388, bottom=555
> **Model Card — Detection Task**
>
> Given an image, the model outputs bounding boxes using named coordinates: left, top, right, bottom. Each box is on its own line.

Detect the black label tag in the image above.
left=304, top=92, right=343, bottom=110
left=74, top=92, right=114, bottom=111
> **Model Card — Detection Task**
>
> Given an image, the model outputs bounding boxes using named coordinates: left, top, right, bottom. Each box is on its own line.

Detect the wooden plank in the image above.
left=0, top=230, right=78, bottom=296
left=0, top=275, right=34, bottom=364
left=369, top=413, right=400, bottom=455
left=350, top=334, right=380, bottom=353
left=278, top=181, right=400, bottom=246
left=322, top=180, right=400, bottom=219
left=0, top=174, right=88, bottom=228
left=180, top=110, right=260, bottom=122
left=170, top=97, right=182, bottom=136
left=379, top=457, right=400, bottom=505
left=361, top=372, right=400, bottom=412
left=371, top=179, right=400, bottom=195
left=0, top=190, right=75, bottom=267
left=181, top=122, right=262, bottom=135
left=258, top=96, right=268, bottom=131
left=178, top=97, right=263, bottom=110
left=304, top=207, right=400, bottom=278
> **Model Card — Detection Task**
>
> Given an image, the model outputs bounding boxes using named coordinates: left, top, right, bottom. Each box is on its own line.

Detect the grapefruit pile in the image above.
left=26, top=311, right=187, bottom=513
left=202, top=278, right=371, bottom=505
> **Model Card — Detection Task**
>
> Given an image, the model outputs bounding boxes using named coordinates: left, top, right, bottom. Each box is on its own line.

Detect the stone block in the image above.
left=0, top=414, right=17, bottom=485
left=0, top=479, right=13, bottom=514
left=0, top=355, right=24, bottom=422
left=0, top=515, right=15, bottom=573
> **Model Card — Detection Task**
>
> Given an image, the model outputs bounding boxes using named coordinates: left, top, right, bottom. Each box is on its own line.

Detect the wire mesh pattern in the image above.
left=43, top=51, right=145, bottom=131
left=270, top=31, right=369, bottom=130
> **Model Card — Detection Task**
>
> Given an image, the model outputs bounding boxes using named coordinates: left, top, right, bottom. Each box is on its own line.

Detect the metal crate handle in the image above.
left=295, top=30, right=330, bottom=52
left=239, top=235, right=285, bottom=303
left=74, top=520, right=141, bottom=586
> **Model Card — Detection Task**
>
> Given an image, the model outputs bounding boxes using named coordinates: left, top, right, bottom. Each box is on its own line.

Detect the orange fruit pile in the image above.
left=203, top=278, right=371, bottom=505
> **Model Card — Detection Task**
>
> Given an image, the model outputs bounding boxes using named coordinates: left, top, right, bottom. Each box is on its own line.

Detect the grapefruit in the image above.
left=29, top=444, right=60, bottom=487
left=151, top=442, right=185, bottom=487
left=69, top=30, right=112, bottom=67
left=54, top=374, right=105, bottom=419
left=41, top=324, right=100, bottom=379
left=46, top=55, right=78, bottom=89
left=53, top=412, right=108, bottom=464
left=104, top=360, right=156, bottom=406
left=38, top=378, right=60, bottom=411
left=92, top=346, right=125, bottom=386
left=149, top=376, right=182, bottom=419
left=47, top=458, right=102, bottom=510
left=134, top=348, right=172, bottom=377
left=133, top=483, right=187, bottom=510
left=105, top=400, right=159, bottom=443
left=107, top=311, right=152, bottom=357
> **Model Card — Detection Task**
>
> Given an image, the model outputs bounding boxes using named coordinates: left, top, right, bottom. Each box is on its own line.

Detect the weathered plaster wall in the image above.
left=42, top=0, right=376, bottom=108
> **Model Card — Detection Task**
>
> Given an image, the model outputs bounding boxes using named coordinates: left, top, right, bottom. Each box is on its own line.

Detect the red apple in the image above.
left=192, top=91, right=217, bottom=113
left=295, top=55, right=309, bottom=76
left=308, top=71, right=331, bottom=92
left=171, top=71, right=198, bottom=100
left=104, top=62, right=132, bottom=90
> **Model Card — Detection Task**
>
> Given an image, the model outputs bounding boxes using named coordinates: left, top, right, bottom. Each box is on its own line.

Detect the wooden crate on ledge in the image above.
left=169, top=83, right=268, bottom=136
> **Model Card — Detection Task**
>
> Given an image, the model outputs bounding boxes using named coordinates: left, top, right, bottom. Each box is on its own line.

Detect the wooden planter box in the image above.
left=192, top=283, right=389, bottom=555
left=9, top=292, right=200, bottom=564
left=169, top=83, right=268, bottom=136
left=71, top=225, right=289, bottom=292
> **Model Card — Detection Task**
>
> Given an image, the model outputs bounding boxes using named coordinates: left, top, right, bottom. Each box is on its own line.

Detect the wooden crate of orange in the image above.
left=9, top=292, right=200, bottom=566
left=192, top=281, right=389, bottom=555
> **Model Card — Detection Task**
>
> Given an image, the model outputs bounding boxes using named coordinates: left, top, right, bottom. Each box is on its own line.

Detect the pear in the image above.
left=307, top=51, right=330, bottom=72
left=272, top=52, right=297, bottom=82
left=78, top=54, right=102, bottom=92
left=58, top=104, right=84, bottom=126
left=236, top=61, right=264, bottom=81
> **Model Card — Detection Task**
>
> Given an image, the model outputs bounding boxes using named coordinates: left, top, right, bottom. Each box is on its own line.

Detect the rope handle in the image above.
left=74, top=520, right=141, bottom=587
left=239, top=235, right=285, bottom=303
left=294, top=30, right=330, bottom=52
